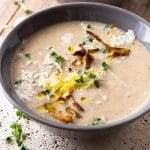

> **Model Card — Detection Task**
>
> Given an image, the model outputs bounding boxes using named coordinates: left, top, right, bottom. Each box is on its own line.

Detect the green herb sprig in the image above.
left=86, top=24, right=94, bottom=30
left=100, top=47, right=108, bottom=54
left=75, top=75, right=84, bottom=84
left=10, top=122, right=27, bottom=150
left=16, top=110, right=30, bottom=120
left=13, top=0, right=32, bottom=15
left=87, top=36, right=94, bottom=43
left=103, top=24, right=116, bottom=31
left=79, top=41, right=86, bottom=47
left=88, top=73, right=100, bottom=88
left=90, top=118, right=104, bottom=126
left=101, top=61, right=109, bottom=70
left=41, top=89, right=50, bottom=95
left=48, top=47, right=65, bottom=64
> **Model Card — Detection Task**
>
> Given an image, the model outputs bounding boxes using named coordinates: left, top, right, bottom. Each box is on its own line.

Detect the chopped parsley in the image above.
left=41, top=89, right=50, bottom=95
left=6, top=122, right=27, bottom=149
left=24, top=53, right=31, bottom=59
left=88, top=73, right=100, bottom=88
left=90, top=118, right=104, bottom=126
left=87, top=24, right=94, bottom=30
left=68, top=67, right=72, bottom=72
left=75, top=75, right=84, bottom=84
left=94, top=80, right=100, bottom=88
left=79, top=41, right=86, bottom=47
left=103, top=24, right=116, bottom=31
left=16, top=110, right=30, bottom=120
left=5, top=136, right=13, bottom=144
left=14, top=80, right=23, bottom=85
left=101, top=61, right=109, bottom=70
left=100, top=47, right=108, bottom=54
left=88, top=73, right=96, bottom=79
left=38, top=89, right=50, bottom=97
left=48, top=47, right=65, bottom=64
left=87, top=24, right=92, bottom=29
left=87, top=36, right=94, bottom=42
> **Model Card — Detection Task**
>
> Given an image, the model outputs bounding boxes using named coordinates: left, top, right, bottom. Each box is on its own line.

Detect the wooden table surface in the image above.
left=0, top=1, right=150, bottom=150
left=0, top=0, right=150, bottom=39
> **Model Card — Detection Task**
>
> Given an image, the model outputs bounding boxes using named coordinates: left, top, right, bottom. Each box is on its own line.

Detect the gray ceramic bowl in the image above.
left=0, top=2, right=150, bottom=132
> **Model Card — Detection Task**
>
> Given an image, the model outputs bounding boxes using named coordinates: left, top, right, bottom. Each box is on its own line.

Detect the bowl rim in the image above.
left=0, top=2, right=150, bottom=131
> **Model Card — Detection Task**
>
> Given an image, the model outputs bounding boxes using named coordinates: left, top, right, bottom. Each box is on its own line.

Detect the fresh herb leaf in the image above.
left=24, top=53, right=31, bottom=59
left=88, top=73, right=100, bottom=88
left=101, top=61, right=109, bottom=70
left=87, top=36, right=94, bottom=42
left=87, top=24, right=92, bottom=29
left=94, top=80, right=100, bottom=88
left=68, top=67, right=72, bottom=72
left=10, top=122, right=27, bottom=149
left=48, top=47, right=65, bottom=64
left=13, top=0, right=31, bottom=15
left=5, top=136, right=13, bottom=144
left=20, top=2, right=31, bottom=15
left=75, top=75, right=84, bottom=84
left=100, top=47, right=108, bottom=54
left=103, top=24, right=116, bottom=31
left=38, top=89, right=50, bottom=97
left=13, top=0, right=18, bottom=5
left=88, top=73, right=96, bottom=79
left=14, top=80, right=23, bottom=85
left=79, top=41, right=86, bottom=47
left=103, top=24, right=109, bottom=31
left=41, top=89, right=50, bottom=95
left=16, top=110, right=30, bottom=120
left=90, top=118, right=104, bottom=126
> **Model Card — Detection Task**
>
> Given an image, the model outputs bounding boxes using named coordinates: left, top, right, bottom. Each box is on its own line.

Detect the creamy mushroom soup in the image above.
left=11, top=21, right=150, bottom=126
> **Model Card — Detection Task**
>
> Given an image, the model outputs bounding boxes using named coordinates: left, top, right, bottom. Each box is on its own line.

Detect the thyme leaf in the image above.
left=24, top=53, right=31, bottom=59
left=103, top=24, right=116, bottom=31
left=5, top=136, right=13, bottom=144
left=13, top=0, right=32, bottom=15
left=90, top=118, right=104, bottom=126
left=6, top=122, right=27, bottom=150
left=14, top=80, right=23, bottom=85
left=75, top=75, right=84, bottom=84
left=48, top=47, right=65, bottom=64
left=101, top=61, right=109, bottom=70
left=16, top=110, right=30, bottom=120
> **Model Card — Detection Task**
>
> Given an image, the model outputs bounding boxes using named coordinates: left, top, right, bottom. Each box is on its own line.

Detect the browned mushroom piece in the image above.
left=44, top=103, right=72, bottom=123
left=57, top=97, right=66, bottom=103
left=83, top=52, right=93, bottom=69
left=86, top=30, right=110, bottom=50
left=110, top=47, right=130, bottom=57
left=66, top=107, right=82, bottom=118
left=67, top=95, right=84, bottom=112
left=50, top=111, right=73, bottom=123
left=88, top=48, right=99, bottom=53
left=86, top=30, right=131, bottom=57
left=72, top=57, right=83, bottom=66
left=73, top=49, right=86, bottom=57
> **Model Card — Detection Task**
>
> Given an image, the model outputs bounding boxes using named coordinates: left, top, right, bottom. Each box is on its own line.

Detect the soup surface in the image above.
left=11, top=21, right=150, bottom=126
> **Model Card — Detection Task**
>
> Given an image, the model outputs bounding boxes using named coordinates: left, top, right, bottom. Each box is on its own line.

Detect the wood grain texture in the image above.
left=0, top=0, right=59, bottom=37
left=0, top=0, right=149, bottom=38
